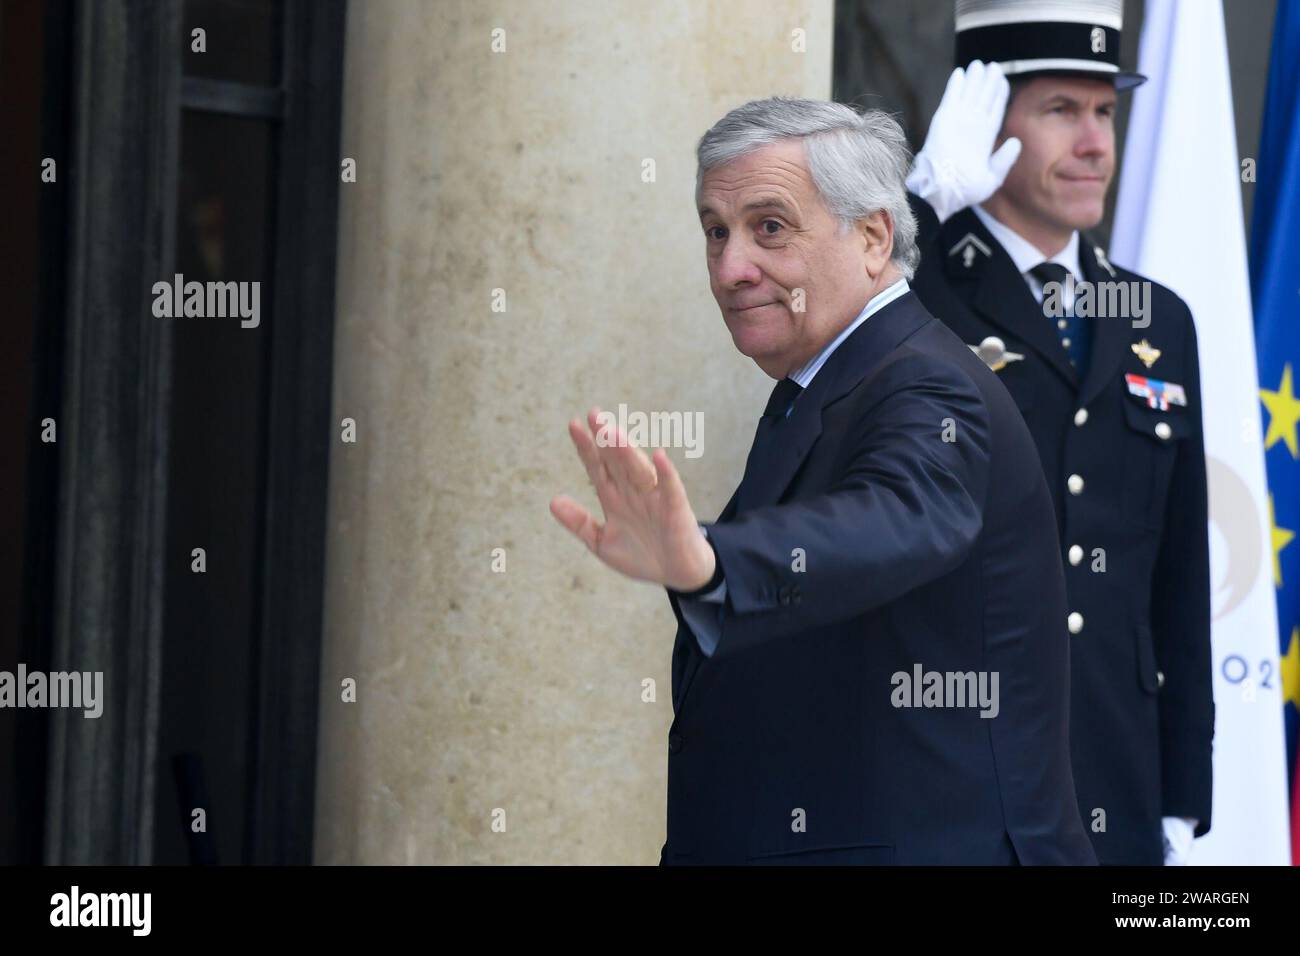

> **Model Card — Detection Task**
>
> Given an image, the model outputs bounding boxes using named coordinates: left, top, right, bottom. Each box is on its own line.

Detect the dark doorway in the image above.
left=0, top=0, right=72, bottom=869
left=2, top=0, right=346, bottom=865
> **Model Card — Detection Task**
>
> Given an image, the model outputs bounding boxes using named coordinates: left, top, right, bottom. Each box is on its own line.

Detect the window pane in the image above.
left=184, top=0, right=282, bottom=87
left=154, top=110, right=276, bottom=865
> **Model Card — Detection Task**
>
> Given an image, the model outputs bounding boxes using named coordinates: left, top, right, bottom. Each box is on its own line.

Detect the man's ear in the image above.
left=859, top=210, right=894, bottom=274
left=994, top=108, right=1014, bottom=149
left=997, top=77, right=1024, bottom=146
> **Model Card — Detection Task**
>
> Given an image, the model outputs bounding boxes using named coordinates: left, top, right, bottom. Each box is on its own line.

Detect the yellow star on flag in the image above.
left=1271, top=495, right=1294, bottom=589
left=1281, top=627, right=1300, bottom=710
left=1260, top=363, right=1300, bottom=458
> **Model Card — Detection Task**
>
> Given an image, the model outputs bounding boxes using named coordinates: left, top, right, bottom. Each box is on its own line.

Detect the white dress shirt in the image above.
left=971, top=204, right=1083, bottom=304
left=789, top=278, right=912, bottom=387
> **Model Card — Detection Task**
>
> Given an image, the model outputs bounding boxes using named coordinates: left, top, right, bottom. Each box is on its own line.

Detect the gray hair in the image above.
left=695, top=97, right=919, bottom=279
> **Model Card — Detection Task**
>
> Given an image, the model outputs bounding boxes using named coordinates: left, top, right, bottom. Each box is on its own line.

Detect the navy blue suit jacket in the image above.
left=660, top=290, right=1096, bottom=865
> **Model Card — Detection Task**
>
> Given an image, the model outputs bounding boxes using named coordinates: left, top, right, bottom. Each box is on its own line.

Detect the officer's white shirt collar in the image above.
left=789, top=278, right=910, bottom=388
left=972, top=204, right=1083, bottom=298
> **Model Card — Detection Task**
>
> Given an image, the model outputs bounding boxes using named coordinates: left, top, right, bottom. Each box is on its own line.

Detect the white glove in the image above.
left=906, top=60, right=1023, bottom=223
left=1161, top=816, right=1197, bottom=865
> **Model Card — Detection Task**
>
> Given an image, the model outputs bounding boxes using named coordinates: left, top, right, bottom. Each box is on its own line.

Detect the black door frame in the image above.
left=42, top=0, right=345, bottom=865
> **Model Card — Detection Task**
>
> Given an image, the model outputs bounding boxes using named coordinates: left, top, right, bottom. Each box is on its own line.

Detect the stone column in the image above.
left=315, top=0, right=833, bottom=864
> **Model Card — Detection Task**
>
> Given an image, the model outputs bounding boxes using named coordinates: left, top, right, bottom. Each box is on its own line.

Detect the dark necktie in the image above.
left=731, top=376, right=806, bottom=514
left=763, top=377, right=804, bottom=420
left=1030, top=261, right=1091, bottom=379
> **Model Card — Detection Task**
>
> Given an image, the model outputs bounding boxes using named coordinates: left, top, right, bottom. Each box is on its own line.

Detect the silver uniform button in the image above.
left=1157, top=670, right=1166, bottom=688
left=1068, top=612, right=1084, bottom=634
left=1067, top=473, right=1085, bottom=495
left=1074, top=408, right=1089, bottom=426
left=1155, top=421, right=1172, bottom=440
left=1068, top=544, right=1084, bottom=566
left=1058, top=319, right=1068, bottom=330
left=1062, top=337, right=1072, bottom=348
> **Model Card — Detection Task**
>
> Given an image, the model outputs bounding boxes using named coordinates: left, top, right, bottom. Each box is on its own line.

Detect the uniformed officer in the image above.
left=904, top=0, right=1214, bottom=864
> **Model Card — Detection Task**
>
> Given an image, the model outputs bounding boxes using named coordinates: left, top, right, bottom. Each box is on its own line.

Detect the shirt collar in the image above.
left=972, top=204, right=1083, bottom=283
left=789, top=278, right=910, bottom=388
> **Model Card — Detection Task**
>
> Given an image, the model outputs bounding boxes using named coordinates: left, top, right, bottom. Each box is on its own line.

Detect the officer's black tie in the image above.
left=1030, top=261, right=1091, bottom=379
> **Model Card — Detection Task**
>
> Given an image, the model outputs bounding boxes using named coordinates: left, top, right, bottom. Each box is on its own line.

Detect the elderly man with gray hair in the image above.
left=551, top=98, right=1096, bottom=865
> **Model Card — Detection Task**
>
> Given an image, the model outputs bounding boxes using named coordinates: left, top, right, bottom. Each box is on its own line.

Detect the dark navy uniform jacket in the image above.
left=659, top=289, right=1097, bottom=865
left=908, top=196, right=1215, bottom=864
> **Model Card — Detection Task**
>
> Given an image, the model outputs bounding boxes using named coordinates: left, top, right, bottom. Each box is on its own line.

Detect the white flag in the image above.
left=1111, top=0, right=1290, bottom=864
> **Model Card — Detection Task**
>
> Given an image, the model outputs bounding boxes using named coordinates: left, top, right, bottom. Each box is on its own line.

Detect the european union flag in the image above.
left=1251, top=0, right=1300, bottom=864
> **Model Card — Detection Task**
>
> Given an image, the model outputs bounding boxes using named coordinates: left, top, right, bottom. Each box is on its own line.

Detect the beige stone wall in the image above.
left=315, top=0, right=833, bottom=864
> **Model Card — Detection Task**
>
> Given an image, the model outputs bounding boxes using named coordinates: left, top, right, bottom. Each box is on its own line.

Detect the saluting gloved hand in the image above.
left=906, top=60, right=1023, bottom=223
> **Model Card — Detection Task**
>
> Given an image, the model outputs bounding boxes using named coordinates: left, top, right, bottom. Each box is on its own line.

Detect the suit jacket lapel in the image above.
left=942, top=209, right=1079, bottom=389
left=716, top=486, right=741, bottom=524
left=673, top=293, right=927, bottom=719
left=732, top=291, right=930, bottom=513
left=1076, top=236, right=1130, bottom=409
left=733, top=396, right=825, bottom=513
